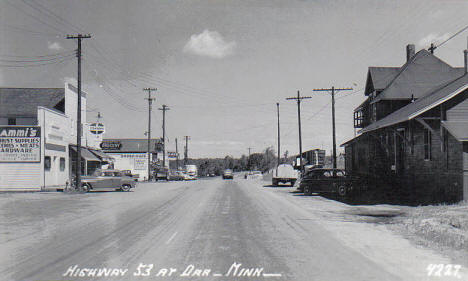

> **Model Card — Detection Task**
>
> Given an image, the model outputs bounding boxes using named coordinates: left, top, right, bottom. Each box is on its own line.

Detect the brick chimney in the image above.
left=406, top=44, right=415, bottom=62
left=464, top=49, right=468, bottom=74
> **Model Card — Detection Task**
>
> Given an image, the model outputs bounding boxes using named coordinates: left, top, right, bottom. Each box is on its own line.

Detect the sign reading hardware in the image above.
left=0, top=126, right=41, bottom=162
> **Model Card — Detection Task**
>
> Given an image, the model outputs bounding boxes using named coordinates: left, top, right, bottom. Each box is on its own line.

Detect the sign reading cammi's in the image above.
left=0, top=126, right=41, bottom=162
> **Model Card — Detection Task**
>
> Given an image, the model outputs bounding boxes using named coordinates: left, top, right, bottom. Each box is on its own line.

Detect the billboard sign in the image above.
left=0, top=126, right=41, bottom=162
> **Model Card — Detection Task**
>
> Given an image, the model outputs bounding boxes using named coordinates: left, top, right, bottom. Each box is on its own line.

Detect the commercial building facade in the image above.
left=0, top=83, right=111, bottom=191
left=100, top=138, right=163, bottom=181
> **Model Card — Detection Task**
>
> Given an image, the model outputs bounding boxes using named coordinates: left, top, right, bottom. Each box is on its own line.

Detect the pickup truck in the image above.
left=272, top=164, right=299, bottom=186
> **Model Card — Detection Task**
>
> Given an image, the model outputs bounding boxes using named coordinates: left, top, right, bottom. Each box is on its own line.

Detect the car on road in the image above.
left=300, top=168, right=362, bottom=197
left=222, top=169, right=234, bottom=179
left=81, top=169, right=136, bottom=192
left=244, top=170, right=262, bottom=179
left=168, top=170, right=185, bottom=181
left=121, top=170, right=139, bottom=182
left=154, top=167, right=169, bottom=181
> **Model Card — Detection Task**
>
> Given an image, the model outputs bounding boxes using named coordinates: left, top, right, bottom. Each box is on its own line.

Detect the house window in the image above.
left=8, top=118, right=16, bottom=125
left=44, top=156, right=51, bottom=171
left=372, top=104, right=377, bottom=121
left=424, top=129, right=432, bottom=160
left=59, top=157, right=66, bottom=171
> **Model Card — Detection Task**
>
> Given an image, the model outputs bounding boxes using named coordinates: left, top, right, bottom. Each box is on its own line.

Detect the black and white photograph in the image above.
left=1, top=0, right=468, bottom=280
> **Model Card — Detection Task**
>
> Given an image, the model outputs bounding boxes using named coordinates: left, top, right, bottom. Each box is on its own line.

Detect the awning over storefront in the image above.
left=70, top=146, right=101, bottom=161
left=90, top=149, right=115, bottom=162
left=441, top=121, right=468, bottom=141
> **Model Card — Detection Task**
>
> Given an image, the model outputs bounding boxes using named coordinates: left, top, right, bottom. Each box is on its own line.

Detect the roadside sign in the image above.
left=167, top=151, right=178, bottom=158
left=90, top=123, right=105, bottom=135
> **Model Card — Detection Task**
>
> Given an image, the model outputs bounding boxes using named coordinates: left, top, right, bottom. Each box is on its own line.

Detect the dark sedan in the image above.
left=300, top=168, right=362, bottom=197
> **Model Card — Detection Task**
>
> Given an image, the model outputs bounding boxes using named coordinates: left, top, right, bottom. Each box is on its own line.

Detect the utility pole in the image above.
left=175, top=138, right=179, bottom=170
left=286, top=90, right=311, bottom=173
left=66, top=34, right=91, bottom=192
left=313, top=86, right=353, bottom=169
left=276, top=102, right=280, bottom=177
left=144, top=87, right=156, bottom=181
left=158, top=105, right=170, bottom=167
left=247, top=147, right=252, bottom=172
left=184, top=136, right=190, bottom=165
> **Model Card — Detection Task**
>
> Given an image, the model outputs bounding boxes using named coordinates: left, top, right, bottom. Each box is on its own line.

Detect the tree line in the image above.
left=169, top=146, right=294, bottom=176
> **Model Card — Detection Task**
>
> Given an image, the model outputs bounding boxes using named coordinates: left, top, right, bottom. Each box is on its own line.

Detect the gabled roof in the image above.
left=371, top=50, right=464, bottom=103
left=360, top=73, right=468, bottom=134
left=364, top=67, right=400, bottom=96
left=0, top=87, right=64, bottom=118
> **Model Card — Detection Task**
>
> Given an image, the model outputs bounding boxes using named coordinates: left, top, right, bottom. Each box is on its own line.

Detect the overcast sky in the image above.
left=1, top=0, right=468, bottom=158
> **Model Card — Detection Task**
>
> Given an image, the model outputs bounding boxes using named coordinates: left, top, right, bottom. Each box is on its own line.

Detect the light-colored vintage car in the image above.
left=80, top=169, right=136, bottom=192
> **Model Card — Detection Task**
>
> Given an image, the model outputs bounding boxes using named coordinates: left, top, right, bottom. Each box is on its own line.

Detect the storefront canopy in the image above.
left=70, top=146, right=101, bottom=161
left=90, top=149, right=114, bottom=162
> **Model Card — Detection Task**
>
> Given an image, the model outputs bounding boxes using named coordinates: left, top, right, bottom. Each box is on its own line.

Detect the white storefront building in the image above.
left=0, top=83, right=111, bottom=191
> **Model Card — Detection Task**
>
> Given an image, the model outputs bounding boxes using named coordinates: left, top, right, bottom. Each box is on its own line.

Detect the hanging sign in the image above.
left=90, top=123, right=105, bottom=135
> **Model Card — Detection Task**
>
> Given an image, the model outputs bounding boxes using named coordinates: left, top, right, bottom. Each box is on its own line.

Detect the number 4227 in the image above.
left=427, top=264, right=461, bottom=279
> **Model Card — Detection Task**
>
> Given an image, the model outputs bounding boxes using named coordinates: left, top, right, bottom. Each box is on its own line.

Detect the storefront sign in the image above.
left=168, top=151, right=178, bottom=158
left=0, top=126, right=41, bottom=162
left=90, top=123, right=105, bottom=135
left=100, top=141, right=121, bottom=150
left=134, top=158, right=146, bottom=170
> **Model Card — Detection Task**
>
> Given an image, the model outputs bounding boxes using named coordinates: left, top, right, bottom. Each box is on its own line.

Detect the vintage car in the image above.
left=80, top=169, right=136, bottom=192
left=121, top=170, right=140, bottom=182
left=222, top=169, right=234, bottom=179
left=168, top=170, right=185, bottom=181
left=300, top=168, right=362, bottom=197
left=154, top=167, right=169, bottom=181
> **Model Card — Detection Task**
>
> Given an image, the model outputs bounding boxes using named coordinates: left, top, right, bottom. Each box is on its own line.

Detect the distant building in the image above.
left=294, top=149, right=326, bottom=170
left=343, top=45, right=468, bottom=204
left=0, top=83, right=111, bottom=191
left=100, top=138, right=163, bottom=181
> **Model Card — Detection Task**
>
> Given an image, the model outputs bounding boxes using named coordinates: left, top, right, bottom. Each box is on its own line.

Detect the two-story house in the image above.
left=343, top=45, right=468, bottom=204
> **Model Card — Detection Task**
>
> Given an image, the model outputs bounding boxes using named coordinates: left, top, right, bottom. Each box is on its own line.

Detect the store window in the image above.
left=424, top=129, right=432, bottom=160
left=44, top=156, right=51, bottom=171
left=60, top=157, right=66, bottom=171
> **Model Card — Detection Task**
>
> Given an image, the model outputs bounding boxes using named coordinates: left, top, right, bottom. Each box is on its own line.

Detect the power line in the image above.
left=429, top=24, right=468, bottom=53
left=0, top=56, right=74, bottom=67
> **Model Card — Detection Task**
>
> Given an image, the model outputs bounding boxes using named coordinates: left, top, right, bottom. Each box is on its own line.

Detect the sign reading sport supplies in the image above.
left=0, top=126, right=41, bottom=162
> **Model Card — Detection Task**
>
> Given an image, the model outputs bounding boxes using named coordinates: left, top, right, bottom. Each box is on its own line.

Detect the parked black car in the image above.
left=300, top=168, right=364, bottom=197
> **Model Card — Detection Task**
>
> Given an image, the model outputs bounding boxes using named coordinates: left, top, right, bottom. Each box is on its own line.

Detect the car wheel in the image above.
left=121, top=184, right=131, bottom=192
left=82, top=183, right=90, bottom=193
left=338, top=185, right=347, bottom=197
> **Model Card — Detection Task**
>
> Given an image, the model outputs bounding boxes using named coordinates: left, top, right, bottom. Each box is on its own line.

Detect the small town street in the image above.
left=0, top=177, right=464, bottom=281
